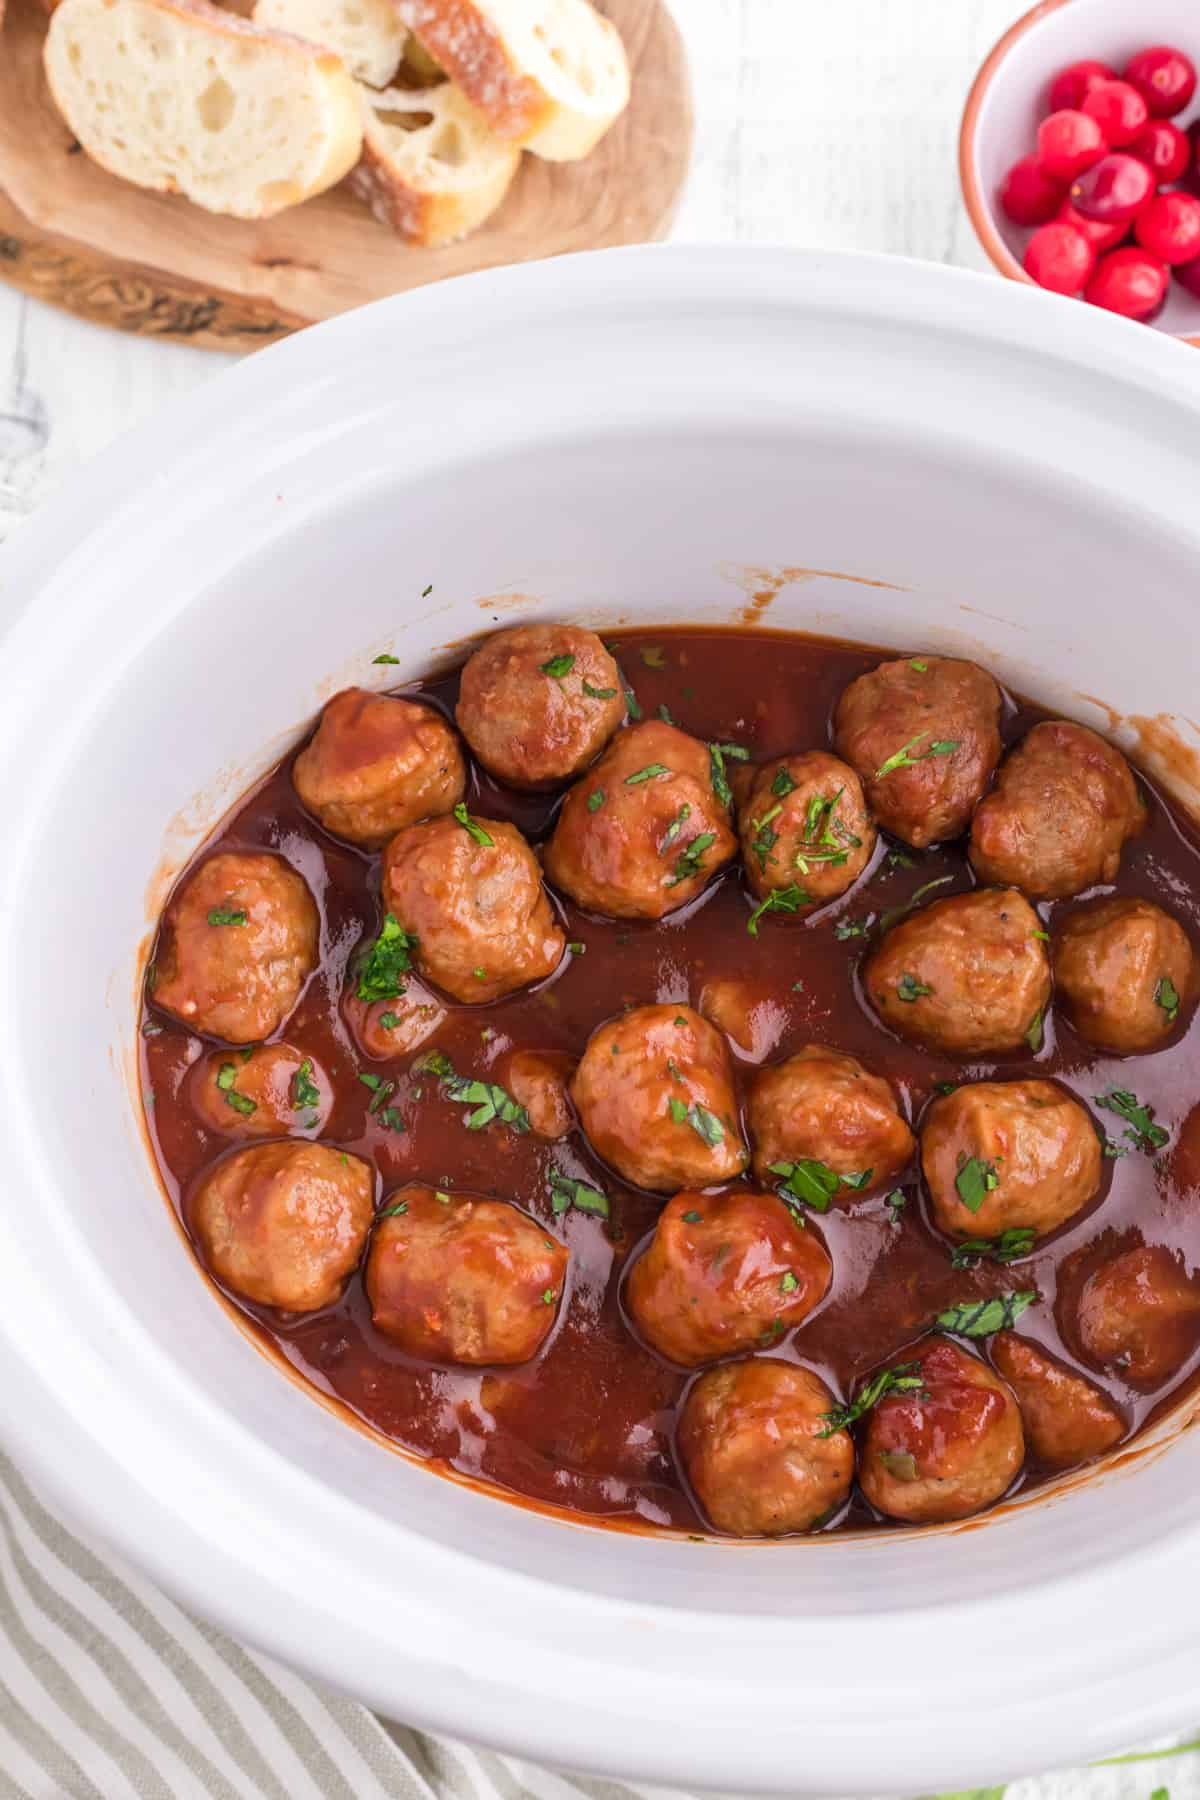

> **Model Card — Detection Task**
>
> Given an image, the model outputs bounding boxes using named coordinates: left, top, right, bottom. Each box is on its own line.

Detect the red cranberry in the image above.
left=1082, top=80, right=1149, bottom=147
left=1024, top=223, right=1096, bottom=294
left=1048, top=58, right=1116, bottom=112
left=1085, top=246, right=1169, bottom=319
left=1127, top=119, right=1191, bottom=185
left=1123, top=45, right=1197, bottom=119
left=999, top=154, right=1065, bottom=226
left=1070, top=153, right=1155, bottom=224
left=1057, top=197, right=1129, bottom=253
left=1135, top=191, right=1200, bottom=265
left=1037, top=110, right=1108, bottom=182
left=1175, top=255, right=1200, bottom=298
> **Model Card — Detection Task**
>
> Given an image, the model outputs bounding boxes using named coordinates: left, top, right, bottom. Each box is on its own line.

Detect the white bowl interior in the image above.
left=2, top=250, right=1200, bottom=1792
left=970, top=0, right=1200, bottom=338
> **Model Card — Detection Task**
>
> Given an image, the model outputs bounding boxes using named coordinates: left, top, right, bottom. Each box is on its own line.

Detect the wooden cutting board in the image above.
left=0, top=0, right=691, bottom=351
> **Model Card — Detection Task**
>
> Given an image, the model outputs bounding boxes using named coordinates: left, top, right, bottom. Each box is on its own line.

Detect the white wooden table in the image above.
left=0, top=0, right=1025, bottom=543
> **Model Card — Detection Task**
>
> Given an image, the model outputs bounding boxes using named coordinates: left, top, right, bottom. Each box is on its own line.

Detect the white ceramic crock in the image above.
left=2, top=248, right=1200, bottom=1797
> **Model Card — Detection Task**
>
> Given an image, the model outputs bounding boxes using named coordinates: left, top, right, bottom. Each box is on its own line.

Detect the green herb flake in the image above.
left=625, top=763, right=671, bottom=786
left=356, top=913, right=418, bottom=1003
left=834, top=917, right=868, bottom=941
left=909, top=659, right=928, bottom=673
left=539, top=653, right=576, bottom=680
left=453, top=802, right=494, bottom=847
left=770, top=1158, right=838, bottom=1214
left=950, top=1228, right=1035, bottom=1269
left=542, top=1289, right=557, bottom=1306
left=1025, top=1007, right=1045, bottom=1053
left=1031, top=928, right=1051, bottom=942
left=935, top=1291, right=1038, bottom=1337
left=549, top=1170, right=610, bottom=1219
left=587, top=788, right=605, bottom=813
left=706, top=741, right=749, bottom=808
left=955, top=1154, right=1002, bottom=1214
left=669, top=1100, right=725, bottom=1147
left=818, top=1362, right=929, bottom=1437
left=292, top=1059, right=320, bottom=1111
left=780, top=1270, right=799, bottom=1293
left=216, top=1061, right=256, bottom=1117
left=582, top=680, right=617, bottom=700
left=875, top=733, right=960, bottom=779
left=660, top=802, right=692, bottom=855
left=566, top=942, right=585, bottom=957
left=207, top=907, right=246, bottom=927
left=840, top=1169, right=874, bottom=1192
left=885, top=1190, right=907, bottom=1222
left=623, top=684, right=643, bottom=721
left=639, top=647, right=666, bottom=669
left=421, top=584, right=433, bottom=598
left=674, top=1015, right=688, bottom=1027
left=896, top=972, right=933, bottom=1003
left=372, top=653, right=400, bottom=665
left=420, top=1054, right=531, bottom=1136
left=887, top=849, right=916, bottom=871
left=378, top=1107, right=405, bottom=1132
left=378, top=1200, right=409, bottom=1219
left=749, top=803, right=782, bottom=872
left=758, top=1317, right=786, bottom=1347
left=666, top=831, right=716, bottom=889
left=668, top=1096, right=688, bottom=1123
left=681, top=1209, right=702, bottom=1223
left=1096, top=1087, right=1170, bottom=1155
left=1155, top=976, right=1181, bottom=1024
left=771, top=767, right=798, bottom=799
left=379, top=1010, right=400, bottom=1030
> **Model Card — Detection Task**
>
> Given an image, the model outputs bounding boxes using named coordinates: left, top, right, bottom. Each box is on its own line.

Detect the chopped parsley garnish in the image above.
left=666, top=832, right=716, bottom=888
left=933, top=1080, right=958, bottom=1096
left=1095, top=1088, right=1170, bottom=1154
left=1155, top=976, right=1181, bottom=1024
left=657, top=703, right=675, bottom=725
left=453, top=802, right=494, bottom=847
left=707, top=741, right=749, bottom=808
left=1025, top=1007, right=1045, bottom=1052
left=372, top=653, right=400, bottom=664
left=542, top=1289, right=557, bottom=1306
left=207, top=907, right=246, bottom=927
left=934, top=1292, right=1038, bottom=1337
left=955, top=1154, right=1001, bottom=1214
left=674, top=1015, right=687, bottom=1027
left=421, top=584, right=432, bottom=598
left=625, top=763, right=670, bottom=785
left=582, top=679, right=617, bottom=700
left=379, top=1010, right=400, bottom=1030
left=909, top=659, right=928, bottom=672
left=419, top=1053, right=530, bottom=1135
left=358, top=1071, right=397, bottom=1117
left=356, top=913, right=417, bottom=1003
left=758, top=1317, right=786, bottom=1346
left=1031, top=928, right=1051, bottom=942
left=772, top=768, right=798, bottom=799
left=377, top=1200, right=409, bottom=1219
left=879, top=875, right=955, bottom=933
left=896, top=972, right=932, bottom=1003
left=746, top=883, right=810, bottom=936
left=840, top=1169, right=875, bottom=1192
left=292, top=1059, right=320, bottom=1111
left=668, top=1099, right=725, bottom=1147
left=639, top=647, right=666, bottom=669
left=950, top=1228, right=1035, bottom=1269
left=749, top=804, right=782, bottom=870
left=681, top=1209, right=702, bottom=1224
left=378, top=1107, right=405, bottom=1132
left=660, top=802, right=691, bottom=854
left=216, top=1061, right=256, bottom=1116
left=622, top=682, right=643, bottom=721
left=834, top=916, right=869, bottom=940
left=587, top=788, right=605, bottom=812
left=887, top=849, right=916, bottom=871
left=884, top=1189, right=907, bottom=1222
left=1102, top=1135, right=1129, bottom=1160
left=549, top=1171, right=609, bottom=1219
left=769, top=1158, right=868, bottom=1213
left=567, top=941, right=585, bottom=955
left=793, top=788, right=860, bottom=875
left=780, top=1270, right=799, bottom=1293
left=666, top=1057, right=684, bottom=1082
left=874, top=733, right=960, bottom=779
left=818, top=1362, right=928, bottom=1437
left=877, top=1450, right=920, bottom=1482
left=539, top=653, right=576, bottom=679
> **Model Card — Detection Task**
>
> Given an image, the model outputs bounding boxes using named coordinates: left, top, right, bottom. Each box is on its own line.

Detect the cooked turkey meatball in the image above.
left=544, top=720, right=737, bottom=920
left=969, top=720, right=1145, bottom=900
left=343, top=979, right=446, bottom=1061
left=192, top=1043, right=332, bottom=1139
left=191, top=1140, right=373, bottom=1311
left=921, top=1080, right=1101, bottom=1242
left=748, top=1047, right=914, bottom=1199
left=834, top=656, right=1003, bottom=848
left=151, top=851, right=319, bottom=1044
left=1053, top=897, right=1194, bottom=1053
left=678, top=1360, right=853, bottom=1536
left=366, top=1184, right=568, bottom=1365
left=382, top=812, right=564, bottom=1004
left=504, top=1050, right=575, bottom=1140
left=864, top=888, right=1051, bottom=1056
left=991, top=1332, right=1124, bottom=1469
left=697, top=977, right=787, bottom=1065
left=859, top=1336, right=1024, bottom=1523
left=292, top=686, right=465, bottom=847
left=1076, top=1245, right=1200, bottom=1389
left=571, top=1004, right=749, bottom=1192
left=626, top=1189, right=831, bottom=1366
left=455, top=624, right=625, bottom=790
left=738, top=751, right=875, bottom=907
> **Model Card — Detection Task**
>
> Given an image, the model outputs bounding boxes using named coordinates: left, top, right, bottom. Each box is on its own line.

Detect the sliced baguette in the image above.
left=395, top=0, right=629, bottom=161
left=254, top=0, right=407, bottom=90
left=349, top=80, right=520, bottom=245
left=43, top=0, right=363, bottom=219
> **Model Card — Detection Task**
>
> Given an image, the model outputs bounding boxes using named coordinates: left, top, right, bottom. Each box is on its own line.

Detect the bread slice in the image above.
left=254, top=0, right=406, bottom=90
left=395, top=0, right=629, bottom=161
left=43, top=0, right=363, bottom=219
left=349, top=80, right=520, bottom=244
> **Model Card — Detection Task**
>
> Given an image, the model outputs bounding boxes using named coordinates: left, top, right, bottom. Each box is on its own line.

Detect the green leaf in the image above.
left=216, top=1061, right=257, bottom=1117
left=379, top=1010, right=400, bottom=1030
left=771, top=767, right=798, bottom=799
left=780, top=1270, right=799, bottom=1293
left=818, top=1361, right=928, bottom=1436
left=622, top=683, right=643, bottom=720
left=669, top=1099, right=725, bottom=1146
left=292, top=1059, right=320, bottom=1111
left=1095, top=1087, right=1170, bottom=1155
left=955, top=1154, right=1001, bottom=1214
left=548, top=1170, right=609, bottom=1219
left=896, top=972, right=932, bottom=1003
left=950, top=1228, right=1034, bottom=1268
left=356, top=913, right=417, bottom=1003
left=877, top=1449, right=919, bottom=1481
left=582, top=680, right=617, bottom=700
left=587, top=788, right=605, bottom=813
left=668, top=1097, right=688, bottom=1123
left=749, top=803, right=782, bottom=871
left=834, top=916, right=868, bottom=940
left=659, top=802, right=691, bottom=855
left=885, top=1189, right=907, bottom=1222
left=909, top=659, right=928, bottom=673
left=539, top=654, right=576, bottom=679
left=421, top=1054, right=530, bottom=1136
left=373, top=653, right=400, bottom=664
left=874, top=732, right=959, bottom=779
left=377, top=1200, right=409, bottom=1219
left=666, top=832, right=716, bottom=889
left=207, top=908, right=246, bottom=927
left=453, top=802, right=494, bottom=847
left=934, top=1292, right=1038, bottom=1337
left=625, top=763, right=670, bottom=785
left=840, top=1168, right=874, bottom=1192
left=1025, top=1007, right=1045, bottom=1052
left=770, top=1158, right=839, bottom=1213
left=681, top=1209, right=702, bottom=1223
left=1155, top=976, right=1181, bottom=1024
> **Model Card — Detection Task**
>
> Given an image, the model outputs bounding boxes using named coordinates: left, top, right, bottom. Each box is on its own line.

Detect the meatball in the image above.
left=191, top=1140, right=373, bottom=1311
left=382, top=812, right=564, bottom=1004
left=544, top=720, right=737, bottom=920
left=504, top=1050, right=575, bottom=1140
left=292, top=686, right=465, bottom=847
left=698, top=978, right=787, bottom=1064
left=859, top=1336, right=1024, bottom=1523
left=192, top=1043, right=332, bottom=1139
left=365, top=1185, right=568, bottom=1365
left=455, top=623, right=625, bottom=790
left=738, top=751, right=875, bottom=908
left=748, top=1047, right=914, bottom=1199
left=571, top=1004, right=749, bottom=1192
left=1053, top=897, right=1194, bottom=1053
left=1171, top=1101, right=1200, bottom=1194
left=864, top=888, right=1051, bottom=1056
left=921, top=1080, right=1101, bottom=1242
left=969, top=720, right=1145, bottom=900
left=1076, top=1245, right=1200, bottom=1389
left=834, top=655, right=1003, bottom=848
left=626, top=1189, right=831, bottom=1365
left=343, top=980, right=446, bottom=1061
left=991, top=1332, right=1124, bottom=1469
left=151, top=851, right=318, bottom=1044
left=678, top=1360, right=853, bottom=1536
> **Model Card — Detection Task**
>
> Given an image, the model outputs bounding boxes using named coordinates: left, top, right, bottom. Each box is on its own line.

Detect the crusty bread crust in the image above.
left=395, top=0, right=548, bottom=141
left=349, top=81, right=520, bottom=245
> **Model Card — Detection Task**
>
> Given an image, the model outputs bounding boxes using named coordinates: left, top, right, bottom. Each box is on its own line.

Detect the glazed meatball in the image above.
left=292, top=686, right=465, bottom=847
left=738, top=751, right=875, bottom=907
left=151, top=851, right=319, bottom=1044
left=970, top=720, right=1145, bottom=900
left=1076, top=1245, right=1200, bottom=1389
left=678, top=1360, right=853, bottom=1536
left=626, top=1189, right=832, bottom=1366
left=504, top=1050, right=575, bottom=1140
left=748, top=1047, right=914, bottom=1199
left=1172, top=1102, right=1200, bottom=1194
left=544, top=721, right=737, bottom=920
left=859, top=1336, right=1024, bottom=1523
left=991, top=1332, right=1124, bottom=1469
left=921, top=1080, right=1101, bottom=1242
left=698, top=978, right=787, bottom=1064
left=834, top=655, right=1003, bottom=848
left=1053, top=897, right=1194, bottom=1053
left=571, top=1004, right=749, bottom=1192
left=192, top=1043, right=332, bottom=1139
left=382, top=812, right=564, bottom=1004
left=366, top=1184, right=568, bottom=1365
left=455, top=623, right=625, bottom=790
left=343, top=979, right=446, bottom=1061
left=864, top=888, right=1051, bottom=1056
left=191, top=1140, right=373, bottom=1311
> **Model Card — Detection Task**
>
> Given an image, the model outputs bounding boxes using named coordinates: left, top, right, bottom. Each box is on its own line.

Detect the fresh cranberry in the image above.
left=1037, top=110, right=1108, bottom=182
left=1048, top=58, right=1115, bottom=112
left=999, top=154, right=1065, bottom=225
left=1123, top=45, right=1197, bottom=118
left=1175, top=254, right=1200, bottom=298
left=1135, top=191, right=1200, bottom=264
left=1024, top=222, right=1096, bottom=294
left=1127, top=119, right=1191, bottom=184
left=1085, top=246, right=1169, bottom=318
left=1057, top=197, right=1129, bottom=252
left=1070, top=153, right=1155, bottom=224
left=1081, top=79, right=1149, bottom=147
